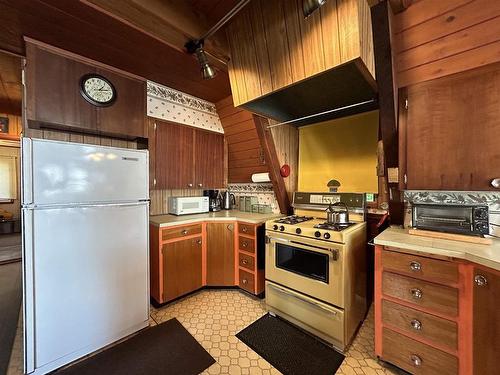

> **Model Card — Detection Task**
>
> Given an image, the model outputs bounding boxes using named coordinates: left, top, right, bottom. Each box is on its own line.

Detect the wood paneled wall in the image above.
left=394, top=0, right=500, bottom=87
left=269, top=122, right=298, bottom=201
left=216, top=96, right=268, bottom=183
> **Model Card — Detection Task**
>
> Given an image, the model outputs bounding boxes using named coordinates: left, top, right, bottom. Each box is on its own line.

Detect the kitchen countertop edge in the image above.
left=374, top=226, right=500, bottom=271
left=150, top=211, right=283, bottom=228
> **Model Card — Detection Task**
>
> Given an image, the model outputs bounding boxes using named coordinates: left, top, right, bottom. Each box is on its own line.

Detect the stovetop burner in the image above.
left=314, top=222, right=356, bottom=231
left=275, top=215, right=314, bottom=225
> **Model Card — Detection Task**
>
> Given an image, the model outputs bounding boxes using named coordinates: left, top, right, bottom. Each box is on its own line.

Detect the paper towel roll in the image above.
left=251, top=172, right=271, bottom=183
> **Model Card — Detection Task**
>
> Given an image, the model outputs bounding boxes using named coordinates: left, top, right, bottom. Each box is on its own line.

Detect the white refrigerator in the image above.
left=21, top=138, right=150, bottom=375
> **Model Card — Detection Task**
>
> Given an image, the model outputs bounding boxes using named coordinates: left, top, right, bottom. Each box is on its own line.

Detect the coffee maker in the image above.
left=203, top=190, right=221, bottom=212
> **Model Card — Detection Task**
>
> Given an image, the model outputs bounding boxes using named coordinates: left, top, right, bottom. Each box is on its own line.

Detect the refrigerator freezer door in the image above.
left=24, top=203, right=149, bottom=372
left=22, top=138, right=148, bottom=206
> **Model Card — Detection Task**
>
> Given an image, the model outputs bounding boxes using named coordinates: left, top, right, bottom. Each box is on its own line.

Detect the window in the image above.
left=0, top=155, right=17, bottom=201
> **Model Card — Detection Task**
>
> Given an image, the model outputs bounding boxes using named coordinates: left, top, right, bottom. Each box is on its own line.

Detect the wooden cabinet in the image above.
left=206, top=222, right=235, bottom=286
left=237, top=222, right=265, bottom=295
left=26, top=42, right=146, bottom=139
left=152, top=118, right=225, bottom=189
left=162, top=236, right=203, bottom=302
left=225, top=0, right=374, bottom=107
left=401, top=63, right=500, bottom=191
left=473, top=267, right=500, bottom=375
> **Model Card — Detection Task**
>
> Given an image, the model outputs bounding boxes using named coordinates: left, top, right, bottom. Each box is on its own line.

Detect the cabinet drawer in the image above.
left=238, top=236, right=255, bottom=253
left=382, top=328, right=458, bottom=375
left=239, top=269, right=255, bottom=293
left=238, top=223, right=255, bottom=236
left=382, top=299, right=457, bottom=349
left=382, top=272, right=458, bottom=316
left=383, top=249, right=458, bottom=284
left=162, top=224, right=202, bottom=241
left=239, top=253, right=255, bottom=271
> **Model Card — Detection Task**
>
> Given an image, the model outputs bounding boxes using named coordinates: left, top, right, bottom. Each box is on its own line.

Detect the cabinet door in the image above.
left=473, top=267, right=500, bottom=375
left=194, top=129, right=224, bottom=189
left=162, top=237, right=203, bottom=301
left=206, top=223, right=235, bottom=286
left=26, top=43, right=97, bottom=131
left=154, top=120, right=195, bottom=189
left=405, top=65, right=500, bottom=190
left=97, top=69, right=146, bottom=138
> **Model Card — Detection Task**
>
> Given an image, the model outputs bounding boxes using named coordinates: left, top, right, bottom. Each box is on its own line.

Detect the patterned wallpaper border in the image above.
left=227, top=183, right=275, bottom=194
left=404, top=190, right=500, bottom=205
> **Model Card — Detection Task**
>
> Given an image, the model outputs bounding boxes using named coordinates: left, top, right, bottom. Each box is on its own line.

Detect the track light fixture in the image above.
left=186, top=39, right=216, bottom=80
left=303, top=0, right=327, bottom=18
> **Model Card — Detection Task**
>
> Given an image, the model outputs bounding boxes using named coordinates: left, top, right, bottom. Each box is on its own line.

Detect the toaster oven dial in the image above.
left=295, top=228, right=302, bottom=234
left=279, top=225, right=285, bottom=232
left=314, top=231, right=321, bottom=238
left=323, top=233, right=331, bottom=239
left=474, top=221, right=489, bottom=233
left=273, top=225, right=278, bottom=230
left=474, top=208, right=488, bottom=220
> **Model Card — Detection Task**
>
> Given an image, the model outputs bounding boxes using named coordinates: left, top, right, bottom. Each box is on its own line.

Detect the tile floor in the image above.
left=7, top=289, right=401, bottom=374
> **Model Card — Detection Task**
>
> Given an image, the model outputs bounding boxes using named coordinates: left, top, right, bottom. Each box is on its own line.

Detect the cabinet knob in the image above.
left=410, top=319, right=422, bottom=331
left=491, top=178, right=500, bottom=189
left=181, top=230, right=188, bottom=235
left=197, top=239, right=202, bottom=245
left=242, top=227, right=248, bottom=233
left=227, top=224, right=233, bottom=231
left=242, top=278, right=248, bottom=284
left=242, top=241, right=248, bottom=248
left=474, top=274, right=488, bottom=287
left=242, top=259, right=248, bottom=265
left=198, top=183, right=203, bottom=187
left=187, top=183, right=193, bottom=187
left=410, top=288, right=423, bottom=299
left=410, top=354, right=422, bottom=367
left=410, top=261, right=421, bottom=271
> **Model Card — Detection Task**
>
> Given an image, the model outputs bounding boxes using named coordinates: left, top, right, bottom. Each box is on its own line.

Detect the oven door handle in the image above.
left=267, top=283, right=338, bottom=315
left=268, top=237, right=339, bottom=260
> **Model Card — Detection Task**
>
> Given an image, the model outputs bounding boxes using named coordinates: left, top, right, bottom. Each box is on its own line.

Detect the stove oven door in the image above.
left=266, top=233, right=344, bottom=308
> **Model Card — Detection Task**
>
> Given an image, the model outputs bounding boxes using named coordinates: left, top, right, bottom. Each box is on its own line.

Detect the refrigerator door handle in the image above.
left=26, top=201, right=150, bottom=210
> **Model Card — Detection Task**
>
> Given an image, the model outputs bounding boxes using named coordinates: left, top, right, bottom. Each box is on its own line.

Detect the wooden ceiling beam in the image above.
left=81, top=0, right=230, bottom=71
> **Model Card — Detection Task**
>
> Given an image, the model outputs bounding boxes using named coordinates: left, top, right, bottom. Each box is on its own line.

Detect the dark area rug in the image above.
left=236, top=314, right=345, bottom=375
left=56, top=318, right=215, bottom=375
left=0, top=261, right=22, bottom=375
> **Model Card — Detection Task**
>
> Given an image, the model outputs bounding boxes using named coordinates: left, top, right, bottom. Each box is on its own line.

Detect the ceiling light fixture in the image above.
left=303, top=0, right=327, bottom=18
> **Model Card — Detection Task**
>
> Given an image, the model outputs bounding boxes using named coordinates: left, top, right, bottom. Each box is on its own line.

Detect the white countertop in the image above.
left=150, top=210, right=283, bottom=228
left=374, top=226, right=500, bottom=271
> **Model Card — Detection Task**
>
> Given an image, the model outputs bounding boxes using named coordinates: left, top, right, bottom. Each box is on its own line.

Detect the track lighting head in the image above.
left=303, top=0, right=327, bottom=18
left=186, top=39, right=217, bottom=80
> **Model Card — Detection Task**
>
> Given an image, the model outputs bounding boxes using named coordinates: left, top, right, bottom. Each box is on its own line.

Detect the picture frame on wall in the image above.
left=0, top=117, right=8, bottom=134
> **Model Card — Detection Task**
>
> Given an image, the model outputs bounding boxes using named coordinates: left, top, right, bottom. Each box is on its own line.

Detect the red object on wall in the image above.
left=280, top=164, right=290, bottom=177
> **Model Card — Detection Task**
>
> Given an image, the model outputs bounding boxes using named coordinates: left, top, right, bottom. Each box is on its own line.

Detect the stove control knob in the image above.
left=296, top=228, right=302, bottom=234
left=273, top=225, right=278, bottom=230
left=323, top=233, right=331, bottom=239
left=279, top=226, right=285, bottom=231
left=314, top=231, right=321, bottom=238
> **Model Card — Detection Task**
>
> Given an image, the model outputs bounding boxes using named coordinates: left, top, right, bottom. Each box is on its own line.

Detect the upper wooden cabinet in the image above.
left=225, top=0, right=375, bottom=107
left=401, top=63, right=500, bottom=191
left=25, top=42, right=146, bottom=139
left=151, top=118, right=225, bottom=189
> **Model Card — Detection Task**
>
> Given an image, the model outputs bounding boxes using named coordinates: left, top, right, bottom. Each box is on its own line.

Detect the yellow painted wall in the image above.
left=298, top=110, right=379, bottom=193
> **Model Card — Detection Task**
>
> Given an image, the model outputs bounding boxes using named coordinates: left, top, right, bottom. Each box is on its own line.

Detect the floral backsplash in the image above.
left=147, top=81, right=224, bottom=133
left=403, top=190, right=500, bottom=236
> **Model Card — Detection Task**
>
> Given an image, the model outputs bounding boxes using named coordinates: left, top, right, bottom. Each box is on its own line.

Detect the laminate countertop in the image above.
left=375, top=226, right=500, bottom=271
left=150, top=210, right=283, bottom=228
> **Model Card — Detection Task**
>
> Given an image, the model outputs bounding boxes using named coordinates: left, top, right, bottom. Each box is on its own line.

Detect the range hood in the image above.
left=242, top=59, right=378, bottom=127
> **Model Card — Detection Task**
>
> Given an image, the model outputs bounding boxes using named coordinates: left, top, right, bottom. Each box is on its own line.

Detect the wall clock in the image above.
left=79, top=74, right=116, bottom=107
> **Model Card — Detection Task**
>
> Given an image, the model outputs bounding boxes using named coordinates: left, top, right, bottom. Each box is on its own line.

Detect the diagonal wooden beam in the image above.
left=253, top=115, right=292, bottom=215
left=81, top=0, right=229, bottom=71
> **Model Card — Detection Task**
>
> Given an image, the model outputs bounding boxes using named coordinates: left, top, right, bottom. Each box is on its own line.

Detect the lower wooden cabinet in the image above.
left=206, top=223, right=235, bottom=286
left=162, top=236, right=203, bottom=302
left=473, top=267, right=500, bottom=375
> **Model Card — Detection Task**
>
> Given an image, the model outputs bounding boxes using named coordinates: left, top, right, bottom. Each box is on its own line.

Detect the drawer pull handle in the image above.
left=410, top=288, right=423, bottom=299
left=474, top=274, right=488, bottom=287
left=410, top=319, right=422, bottom=330
left=181, top=230, right=188, bottom=235
left=242, top=259, right=248, bottom=265
left=242, top=279, right=248, bottom=284
left=242, top=227, right=248, bottom=233
left=242, top=241, right=248, bottom=248
left=410, top=354, right=422, bottom=367
left=410, top=261, right=421, bottom=271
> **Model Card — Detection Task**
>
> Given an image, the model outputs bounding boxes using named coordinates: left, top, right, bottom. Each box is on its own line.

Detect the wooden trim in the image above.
left=24, top=37, right=145, bottom=81
left=0, top=133, right=20, bottom=141
left=375, top=245, right=383, bottom=356
left=458, top=263, right=473, bottom=375
left=253, top=115, right=292, bottom=215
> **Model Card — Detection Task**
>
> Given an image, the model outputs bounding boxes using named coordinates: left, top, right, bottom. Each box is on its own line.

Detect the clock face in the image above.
left=80, top=74, right=116, bottom=106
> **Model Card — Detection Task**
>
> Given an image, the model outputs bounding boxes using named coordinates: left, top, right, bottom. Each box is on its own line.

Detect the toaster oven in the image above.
left=412, top=204, right=489, bottom=236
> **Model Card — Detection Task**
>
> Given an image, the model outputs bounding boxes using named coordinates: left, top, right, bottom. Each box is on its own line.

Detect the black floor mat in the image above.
left=236, top=314, right=345, bottom=375
left=0, top=262, right=22, bottom=375
left=56, top=318, right=215, bottom=375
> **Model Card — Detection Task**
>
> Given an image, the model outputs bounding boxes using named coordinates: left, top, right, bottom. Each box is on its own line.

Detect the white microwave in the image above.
left=168, top=196, right=209, bottom=215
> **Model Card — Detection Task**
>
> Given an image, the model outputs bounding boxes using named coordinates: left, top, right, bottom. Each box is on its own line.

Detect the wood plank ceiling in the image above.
left=0, top=52, right=22, bottom=116
left=0, top=0, right=233, bottom=103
